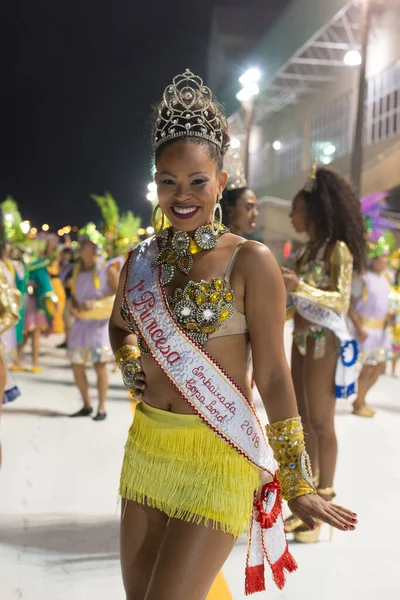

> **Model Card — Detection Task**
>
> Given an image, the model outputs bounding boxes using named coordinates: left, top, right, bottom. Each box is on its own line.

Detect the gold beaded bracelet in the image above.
left=115, top=344, right=141, bottom=368
left=266, top=417, right=316, bottom=502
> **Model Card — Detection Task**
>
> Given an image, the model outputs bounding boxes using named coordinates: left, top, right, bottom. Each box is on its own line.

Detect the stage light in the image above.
left=236, top=83, right=259, bottom=103
left=138, top=228, right=146, bottom=236
left=147, top=182, right=157, bottom=193
left=146, top=192, right=157, bottom=202
left=344, top=50, right=362, bottom=66
left=230, top=138, right=241, bottom=149
left=272, top=140, right=282, bottom=151
left=20, top=221, right=31, bottom=234
left=324, top=144, right=336, bottom=156
left=239, top=68, right=261, bottom=87
left=146, top=226, right=155, bottom=235
left=42, top=224, right=49, bottom=232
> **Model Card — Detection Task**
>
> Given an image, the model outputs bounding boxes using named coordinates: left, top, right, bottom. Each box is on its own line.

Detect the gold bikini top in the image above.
left=121, top=242, right=248, bottom=352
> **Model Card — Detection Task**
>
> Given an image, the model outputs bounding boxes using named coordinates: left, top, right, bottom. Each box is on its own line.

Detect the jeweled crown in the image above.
left=304, top=161, right=317, bottom=193
left=153, top=69, right=225, bottom=151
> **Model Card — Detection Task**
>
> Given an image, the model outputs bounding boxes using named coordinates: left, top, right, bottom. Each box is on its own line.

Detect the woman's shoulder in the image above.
left=328, top=240, right=353, bottom=265
left=230, top=238, right=278, bottom=280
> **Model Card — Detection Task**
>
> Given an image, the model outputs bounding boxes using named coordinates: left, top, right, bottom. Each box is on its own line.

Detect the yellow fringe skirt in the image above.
left=119, top=401, right=261, bottom=538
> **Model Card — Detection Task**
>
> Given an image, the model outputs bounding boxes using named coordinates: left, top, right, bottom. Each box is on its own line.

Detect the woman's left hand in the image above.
left=281, top=268, right=300, bottom=293
left=288, top=494, right=358, bottom=532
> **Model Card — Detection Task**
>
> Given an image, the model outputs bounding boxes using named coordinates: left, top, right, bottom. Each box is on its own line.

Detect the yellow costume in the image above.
left=47, top=257, right=66, bottom=334
left=120, top=401, right=260, bottom=537
left=291, top=240, right=353, bottom=357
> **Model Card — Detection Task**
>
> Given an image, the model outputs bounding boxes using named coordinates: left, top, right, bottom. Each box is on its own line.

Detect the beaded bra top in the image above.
left=121, top=242, right=248, bottom=353
left=296, top=242, right=331, bottom=289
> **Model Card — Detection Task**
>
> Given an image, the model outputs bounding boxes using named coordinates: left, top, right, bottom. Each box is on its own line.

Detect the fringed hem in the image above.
left=245, top=564, right=265, bottom=595
left=271, top=546, right=298, bottom=590
left=120, top=487, right=239, bottom=537
left=119, top=402, right=260, bottom=539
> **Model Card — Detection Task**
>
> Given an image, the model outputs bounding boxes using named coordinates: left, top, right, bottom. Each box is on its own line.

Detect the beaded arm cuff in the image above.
left=115, top=345, right=140, bottom=367
left=266, top=417, right=316, bottom=502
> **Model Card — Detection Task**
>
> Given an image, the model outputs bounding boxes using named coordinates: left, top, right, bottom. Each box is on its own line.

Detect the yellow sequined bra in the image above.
left=121, top=242, right=248, bottom=352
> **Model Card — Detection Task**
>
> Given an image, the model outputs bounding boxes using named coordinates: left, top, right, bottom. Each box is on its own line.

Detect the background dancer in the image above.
left=281, top=166, right=365, bottom=543
left=220, top=145, right=258, bottom=236
left=68, top=228, right=119, bottom=421
left=109, top=70, right=357, bottom=600
left=349, top=238, right=392, bottom=416
left=43, top=234, right=66, bottom=335
left=16, top=256, right=57, bottom=373
left=0, top=213, right=22, bottom=467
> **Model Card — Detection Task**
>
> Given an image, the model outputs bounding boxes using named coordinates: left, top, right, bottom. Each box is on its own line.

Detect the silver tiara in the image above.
left=153, top=69, right=224, bottom=151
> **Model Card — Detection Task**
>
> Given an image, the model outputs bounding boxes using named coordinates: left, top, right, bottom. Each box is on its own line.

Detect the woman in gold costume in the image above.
left=43, top=235, right=66, bottom=334
left=109, top=71, right=357, bottom=600
left=281, top=167, right=365, bottom=543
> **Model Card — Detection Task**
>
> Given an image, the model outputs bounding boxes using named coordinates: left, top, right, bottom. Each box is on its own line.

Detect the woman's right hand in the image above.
left=130, top=369, right=147, bottom=399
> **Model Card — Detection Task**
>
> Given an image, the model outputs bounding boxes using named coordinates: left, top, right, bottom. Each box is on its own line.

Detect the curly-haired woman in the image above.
left=282, top=166, right=365, bottom=543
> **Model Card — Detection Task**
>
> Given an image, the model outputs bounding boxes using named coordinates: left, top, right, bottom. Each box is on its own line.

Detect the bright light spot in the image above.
left=146, top=226, right=155, bottom=235
left=284, top=242, right=292, bottom=259
left=64, top=226, right=72, bottom=234
left=344, top=50, right=362, bottom=66
left=20, top=221, right=31, bottom=234
left=239, top=68, right=261, bottom=87
left=236, top=82, right=260, bottom=103
left=272, top=140, right=282, bottom=151
left=322, top=156, right=332, bottom=165
left=147, top=182, right=157, bottom=193
left=30, top=227, right=38, bottom=235
left=146, top=191, right=157, bottom=202
left=4, top=213, right=14, bottom=223
left=58, top=229, right=64, bottom=236
left=230, top=137, right=241, bottom=150
left=138, top=228, right=146, bottom=236
left=324, top=144, right=336, bottom=156
left=42, top=223, right=49, bottom=232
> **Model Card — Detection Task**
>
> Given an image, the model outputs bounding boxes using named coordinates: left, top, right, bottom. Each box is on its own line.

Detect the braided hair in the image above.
left=299, top=167, right=366, bottom=273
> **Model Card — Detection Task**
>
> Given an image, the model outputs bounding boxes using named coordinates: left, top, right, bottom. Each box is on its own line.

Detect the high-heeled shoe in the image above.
left=293, top=487, right=335, bottom=543
left=284, top=514, right=303, bottom=533
left=284, top=474, right=320, bottom=534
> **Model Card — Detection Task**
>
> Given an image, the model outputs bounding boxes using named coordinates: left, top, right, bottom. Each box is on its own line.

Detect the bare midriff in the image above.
left=140, top=333, right=251, bottom=414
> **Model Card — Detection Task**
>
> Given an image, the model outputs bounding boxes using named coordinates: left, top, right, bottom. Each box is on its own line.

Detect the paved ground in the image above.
left=0, top=332, right=399, bottom=600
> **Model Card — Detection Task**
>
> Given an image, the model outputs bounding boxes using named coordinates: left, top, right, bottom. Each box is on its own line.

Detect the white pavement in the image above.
left=0, top=333, right=399, bottom=600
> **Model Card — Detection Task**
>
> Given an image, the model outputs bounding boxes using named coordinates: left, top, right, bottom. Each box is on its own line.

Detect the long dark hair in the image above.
left=220, top=187, right=249, bottom=228
left=299, top=167, right=366, bottom=272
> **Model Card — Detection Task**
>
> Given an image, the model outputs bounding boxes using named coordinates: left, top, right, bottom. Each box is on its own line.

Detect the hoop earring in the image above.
left=152, top=204, right=165, bottom=234
left=211, top=197, right=223, bottom=236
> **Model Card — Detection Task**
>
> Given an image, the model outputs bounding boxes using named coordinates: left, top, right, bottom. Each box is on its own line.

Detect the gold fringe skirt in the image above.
left=119, top=401, right=261, bottom=538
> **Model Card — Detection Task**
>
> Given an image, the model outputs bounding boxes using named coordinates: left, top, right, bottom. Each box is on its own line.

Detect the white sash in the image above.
left=124, top=238, right=297, bottom=595
left=291, top=295, right=358, bottom=399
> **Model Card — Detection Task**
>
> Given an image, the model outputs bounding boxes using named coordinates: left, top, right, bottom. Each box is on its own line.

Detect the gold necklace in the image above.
left=153, top=224, right=229, bottom=285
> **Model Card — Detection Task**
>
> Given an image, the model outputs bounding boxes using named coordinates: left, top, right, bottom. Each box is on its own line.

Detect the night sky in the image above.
left=1, top=0, right=279, bottom=231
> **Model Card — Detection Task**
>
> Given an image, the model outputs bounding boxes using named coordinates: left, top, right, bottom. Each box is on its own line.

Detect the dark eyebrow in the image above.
left=158, top=171, right=208, bottom=178
left=159, top=171, right=177, bottom=177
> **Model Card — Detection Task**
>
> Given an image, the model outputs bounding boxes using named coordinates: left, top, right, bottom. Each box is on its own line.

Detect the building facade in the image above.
left=224, top=0, right=400, bottom=259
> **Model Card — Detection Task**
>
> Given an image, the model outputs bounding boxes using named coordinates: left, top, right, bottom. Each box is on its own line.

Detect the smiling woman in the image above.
left=109, top=69, right=358, bottom=600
